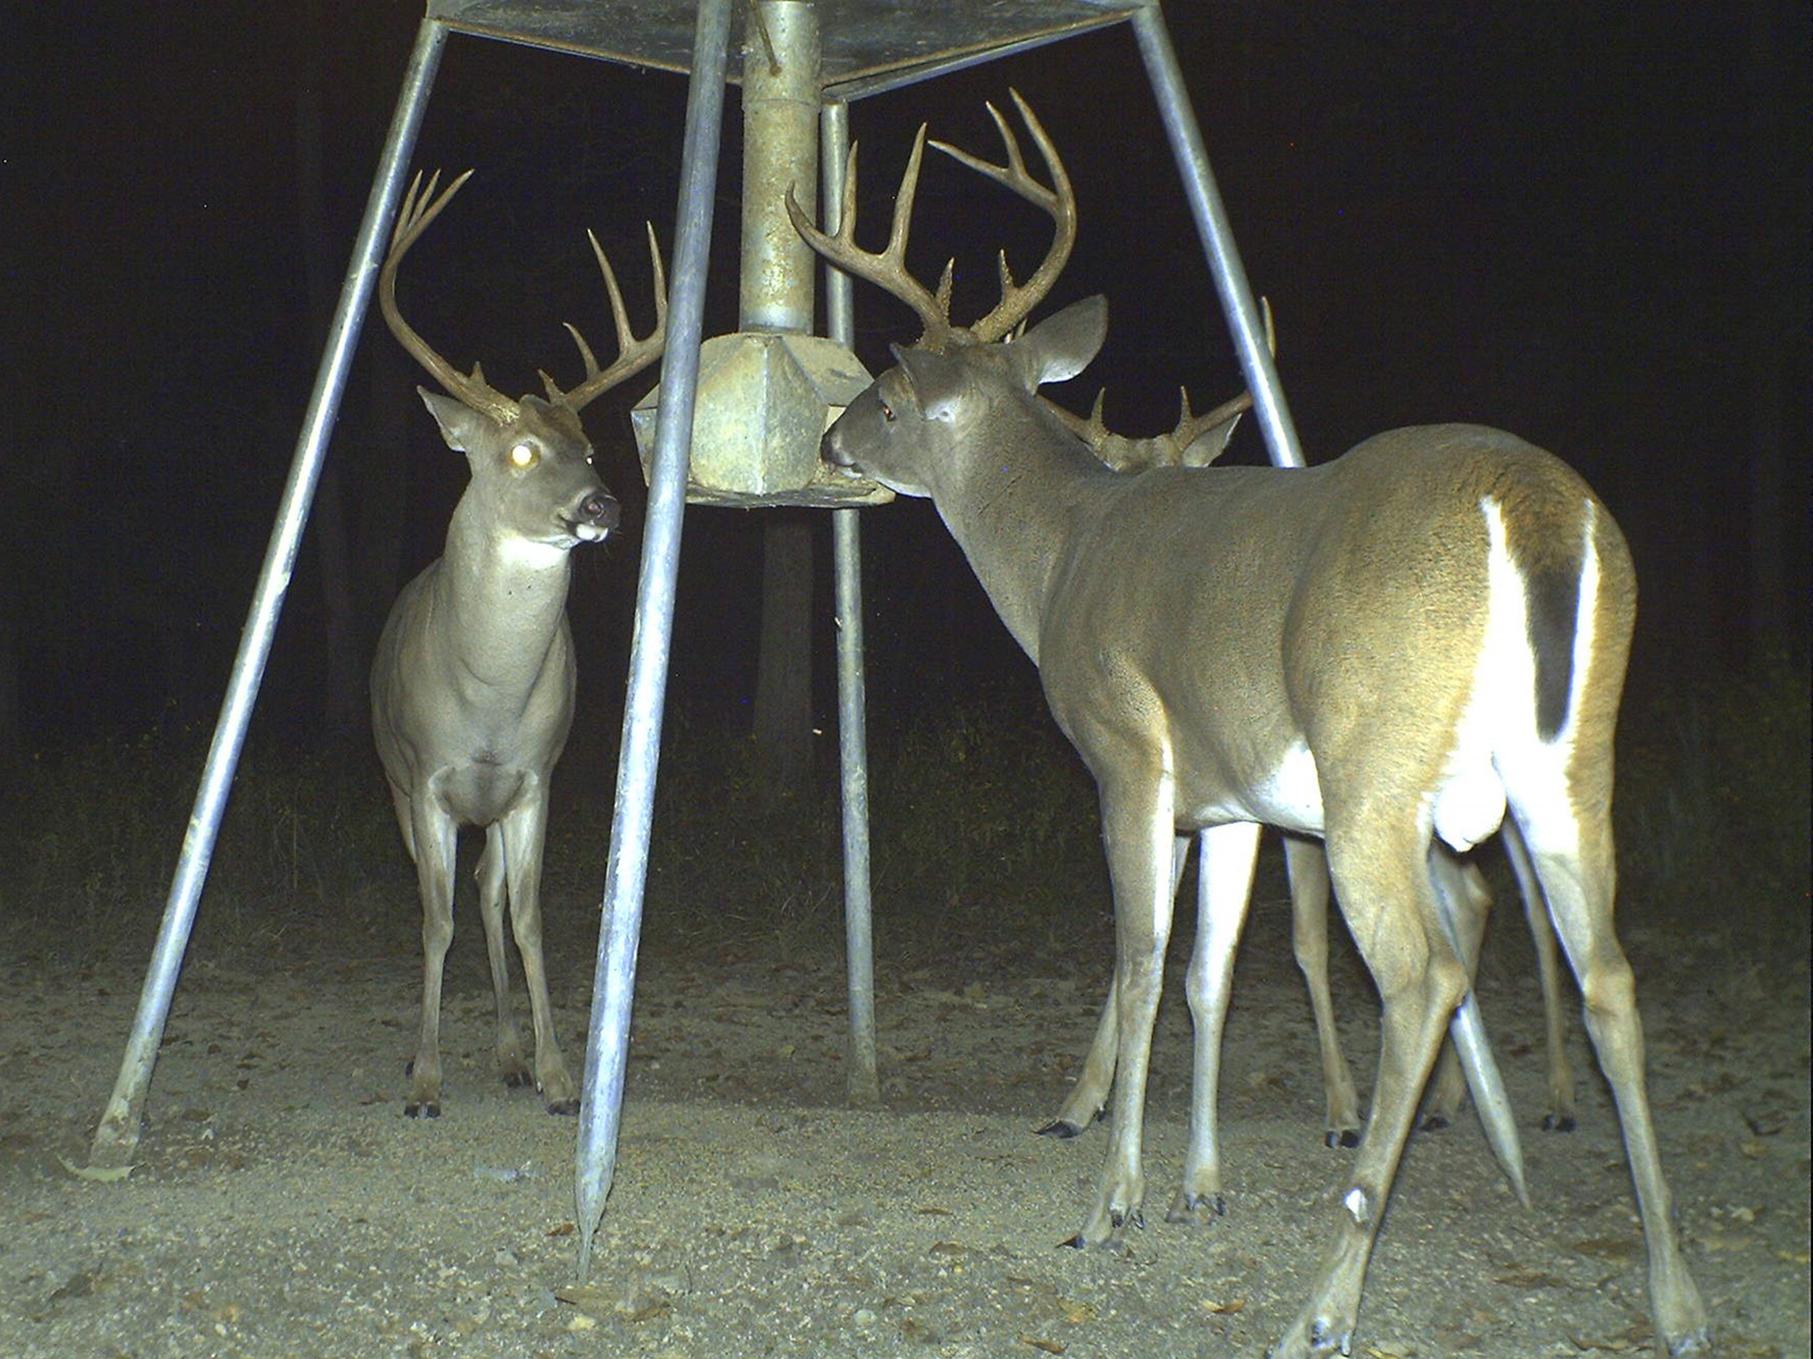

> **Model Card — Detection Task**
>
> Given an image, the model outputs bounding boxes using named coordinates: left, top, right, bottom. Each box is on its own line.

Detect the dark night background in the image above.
left=2, top=2, right=1806, bottom=790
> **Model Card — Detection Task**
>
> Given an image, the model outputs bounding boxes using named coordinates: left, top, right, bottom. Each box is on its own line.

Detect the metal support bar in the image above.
left=740, top=0, right=820, bottom=331
left=574, top=0, right=733, bottom=1284
left=821, top=99, right=880, bottom=1109
left=1131, top=4, right=1304, bottom=470
left=86, top=17, right=450, bottom=1170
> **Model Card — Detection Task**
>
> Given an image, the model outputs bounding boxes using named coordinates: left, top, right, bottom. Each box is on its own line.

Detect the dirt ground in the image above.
left=1, top=886, right=1807, bottom=1359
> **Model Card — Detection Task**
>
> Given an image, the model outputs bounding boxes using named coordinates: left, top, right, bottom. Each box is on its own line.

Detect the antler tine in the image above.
left=378, top=169, right=519, bottom=422
left=785, top=131, right=957, bottom=347
left=928, top=90, right=1077, bottom=343
left=558, top=221, right=669, bottom=412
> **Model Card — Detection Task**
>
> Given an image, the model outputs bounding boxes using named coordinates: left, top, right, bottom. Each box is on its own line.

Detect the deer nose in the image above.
left=579, top=492, right=620, bottom=531
left=821, top=425, right=853, bottom=468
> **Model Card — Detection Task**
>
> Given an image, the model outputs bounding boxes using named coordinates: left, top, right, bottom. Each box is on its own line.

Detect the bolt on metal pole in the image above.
left=1131, top=3, right=1304, bottom=470
left=87, top=17, right=449, bottom=1171
left=574, top=0, right=733, bottom=1285
left=820, top=97, right=880, bottom=1108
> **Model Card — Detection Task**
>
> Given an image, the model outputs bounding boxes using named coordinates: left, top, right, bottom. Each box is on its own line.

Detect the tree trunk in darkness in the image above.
left=0, top=570, right=18, bottom=780
left=753, top=511, right=814, bottom=809
left=295, top=5, right=366, bottom=740
left=1742, top=0, right=1800, bottom=659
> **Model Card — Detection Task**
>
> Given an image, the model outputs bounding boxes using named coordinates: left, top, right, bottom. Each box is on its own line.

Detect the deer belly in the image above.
left=1182, top=739, right=1326, bottom=835
left=437, top=762, right=531, bottom=826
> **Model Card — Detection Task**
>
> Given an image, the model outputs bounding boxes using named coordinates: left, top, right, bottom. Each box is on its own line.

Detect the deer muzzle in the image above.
left=571, top=490, right=621, bottom=542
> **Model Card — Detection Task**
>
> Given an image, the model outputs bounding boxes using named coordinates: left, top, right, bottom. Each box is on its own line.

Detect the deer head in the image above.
left=785, top=91, right=1105, bottom=500
left=379, top=170, right=668, bottom=551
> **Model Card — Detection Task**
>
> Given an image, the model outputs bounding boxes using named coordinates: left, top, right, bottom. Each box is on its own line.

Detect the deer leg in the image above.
left=1168, top=820, right=1260, bottom=1223
left=1516, top=808, right=1708, bottom=1353
left=1420, top=849, right=1492, bottom=1130
left=1273, top=815, right=1468, bottom=1359
left=500, top=791, right=577, bottom=1115
left=1502, top=817, right=1577, bottom=1130
left=1283, top=834, right=1363, bottom=1148
left=1040, top=833, right=1187, bottom=1138
left=1066, top=775, right=1177, bottom=1249
left=475, top=826, right=532, bottom=1091
left=1040, top=979, right=1116, bottom=1137
left=405, top=799, right=458, bottom=1119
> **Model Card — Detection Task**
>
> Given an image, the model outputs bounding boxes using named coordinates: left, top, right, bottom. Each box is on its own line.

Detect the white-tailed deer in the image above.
left=789, top=96, right=1707, bottom=1356
left=1048, top=305, right=1576, bottom=1146
left=1050, top=365, right=1581, bottom=1148
left=372, top=171, right=666, bottom=1118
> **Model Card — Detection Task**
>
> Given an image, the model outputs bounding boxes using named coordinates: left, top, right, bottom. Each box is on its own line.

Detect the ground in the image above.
left=1, top=889, right=1807, bottom=1359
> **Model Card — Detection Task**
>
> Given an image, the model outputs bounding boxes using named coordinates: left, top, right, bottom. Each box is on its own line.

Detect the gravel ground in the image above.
left=1, top=889, right=1807, bottom=1359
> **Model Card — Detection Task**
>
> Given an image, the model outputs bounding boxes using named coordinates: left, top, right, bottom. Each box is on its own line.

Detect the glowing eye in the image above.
left=880, top=402, right=896, bottom=422
left=508, top=442, right=537, bottom=468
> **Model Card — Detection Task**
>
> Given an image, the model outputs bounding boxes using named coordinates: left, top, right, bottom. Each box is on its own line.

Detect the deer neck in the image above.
left=929, top=394, right=1105, bottom=665
left=432, top=499, right=574, bottom=690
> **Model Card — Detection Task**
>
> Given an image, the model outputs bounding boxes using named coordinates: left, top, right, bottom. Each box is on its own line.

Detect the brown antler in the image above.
left=1049, top=298, right=1278, bottom=471
left=929, top=90, right=1077, bottom=344
left=543, top=222, right=669, bottom=412
left=787, top=92, right=1077, bottom=350
left=785, top=129, right=959, bottom=348
left=378, top=170, right=520, bottom=422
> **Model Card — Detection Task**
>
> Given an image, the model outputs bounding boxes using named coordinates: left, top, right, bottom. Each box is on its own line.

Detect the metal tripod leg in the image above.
left=821, top=98, right=880, bottom=1110
left=87, top=18, right=450, bottom=1170
left=1131, top=5, right=1305, bottom=471
left=573, top=0, right=734, bottom=1285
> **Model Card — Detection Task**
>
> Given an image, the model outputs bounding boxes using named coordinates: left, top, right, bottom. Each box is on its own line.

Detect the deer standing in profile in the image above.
left=1048, top=369, right=1581, bottom=1150
left=1040, top=310, right=1566, bottom=1167
left=789, top=96, right=1707, bottom=1356
left=372, top=171, right=666, bottom=1118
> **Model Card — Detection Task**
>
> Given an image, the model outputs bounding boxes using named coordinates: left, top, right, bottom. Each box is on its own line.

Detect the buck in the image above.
left=1048, top=318, right=1581, bottom=1151
left=371, top=170, right=666, bottom=1119
left=788, top=96, right=1708, bottom=1356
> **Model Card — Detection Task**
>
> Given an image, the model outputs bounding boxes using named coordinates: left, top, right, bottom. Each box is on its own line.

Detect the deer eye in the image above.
left=880, top=401, right=896, bottom=423
left=508, top=442, right=538, bottom=469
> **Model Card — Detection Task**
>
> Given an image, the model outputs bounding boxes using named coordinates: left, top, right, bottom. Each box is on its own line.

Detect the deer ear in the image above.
left=419, top=388, right=491, bottom=454
left=891, top=344, right=968, bottom=423
left=1007, top=295, right=1107, bottom=391
left=1180, top=412, right=1243, bottom=467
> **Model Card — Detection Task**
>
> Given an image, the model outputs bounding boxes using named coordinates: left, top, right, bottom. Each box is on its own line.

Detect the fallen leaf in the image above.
left=1020, top=1337, right=1066, bottom=1355
left=1202, top=1297, right=1247, bottom=1314
left=1569, top=1235, right=1638, bottom=1263
left=57, top=1155, right=131, bottom=1183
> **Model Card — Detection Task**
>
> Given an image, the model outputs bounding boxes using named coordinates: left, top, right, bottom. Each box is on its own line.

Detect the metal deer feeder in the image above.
left=87, top=0, right=1303, bottom=1284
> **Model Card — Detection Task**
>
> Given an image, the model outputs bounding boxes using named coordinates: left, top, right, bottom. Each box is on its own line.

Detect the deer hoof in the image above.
left=502, top=1070, right=533, bottom=1090
left=1036, top=1119, right=1084, bottom=1139
left=545, top=1096, right=580, bottom=1117
left=1324, top=1128, right=1361, bottom=1149
left=1418, top=1112, right=1452, bottom=1133
left=1542, top=1112, right=1578, bottom=1133
left=405, top=1100, right=441, bottom=1119
left=1166, top=1190, right=1227, bottom=1225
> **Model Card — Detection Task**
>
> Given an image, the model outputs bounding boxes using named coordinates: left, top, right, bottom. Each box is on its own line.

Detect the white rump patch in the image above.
left=1431, top=499, right=1519, bottom=853
left=1500, top=504, right=1599, bottom=859
left=1437, top=497, right=1598, bottom=860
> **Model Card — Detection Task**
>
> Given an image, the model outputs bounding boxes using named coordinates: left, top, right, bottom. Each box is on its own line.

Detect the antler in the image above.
left=543, top=222, right=669, bottom=412
left=785, top=129, right=959, bottom=348
left=929, top=90, right=1077, bottom=344
left=1049, top=298, right=1278, bottom=471
left=787, top=91, right=1076, bottom=350
left=378, top=170, right=520, bottom=422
